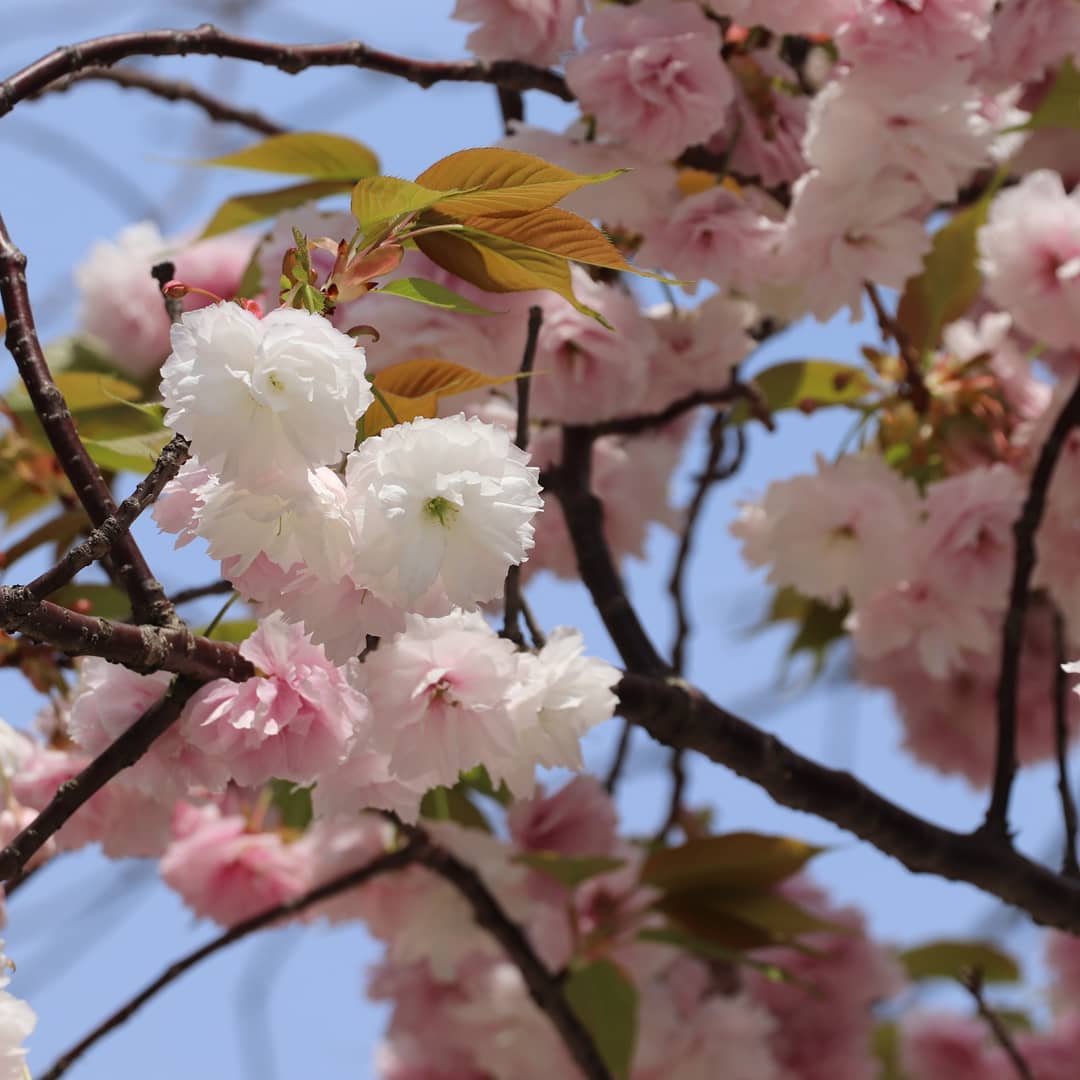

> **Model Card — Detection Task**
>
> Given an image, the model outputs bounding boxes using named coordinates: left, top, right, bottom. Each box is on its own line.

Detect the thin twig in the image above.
left=170, top=579, right=234, bottom=606
left=502, top=305, right=543, bottom=647
left=0, top=25, right=573, bottom=119
left=865, top=281, right=930, bottom=414
left=496, top=85, right=524, bottom=135
left=39, top=844, right=420, bottom=1080
left=983, top=379, right=1080, bottom=838
left=959, top=969, right=1033, bottom=1080
left=1052, top=608, right=1080, bottom=876
left=587, top=383, right=763, bottom=439
left=25, top=435, right=190, bottom=601
left=519, top=593, right=546, bottom=649
left=0, top=213, right=175, bottom=627
left=33, top=65, right=286, bottom=136
left=0, top=676, right=204, bottom=884
left=603, top=719, right=634, bottom=794
left=398, top=821, right=613, bottom=1080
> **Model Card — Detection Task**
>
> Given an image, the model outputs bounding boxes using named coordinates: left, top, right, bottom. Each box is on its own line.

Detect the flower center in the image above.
left=266, top=371, right=286, bottom=392
left=423, top=496, right=459, bottom=528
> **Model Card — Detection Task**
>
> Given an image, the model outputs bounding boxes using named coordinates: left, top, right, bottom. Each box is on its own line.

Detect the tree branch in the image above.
left=25, top=434, right=190, bottom=601
left=0, top=213, right=175, bottom=626
left=32, top=65, right=287, bottom=136
left=39, top=843, right=420, bottom=1080
left=983, top=378, right=1080, bottom=838
left=585, top=382, right=766, bottom=439
left=399, top=822, right=613, bottom=1080
left=960, top=969, right=1033, bottom=1080
left=0, top=25, right=572, bottom=119
left=1052, top=608, right=1079, bottom=876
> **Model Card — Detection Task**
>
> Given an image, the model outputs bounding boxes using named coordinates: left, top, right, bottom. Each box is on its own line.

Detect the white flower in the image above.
left=160, top=302, right=372, bottom=483
left=502, top=628, right=620, bottom=796
left=0, top=944, right=34, bottom=1080
left=345, top=414, right=543, bottom=609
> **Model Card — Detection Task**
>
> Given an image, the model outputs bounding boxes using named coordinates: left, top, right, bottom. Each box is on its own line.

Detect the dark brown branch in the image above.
left=984, top=379, right=1080, bottom=837
left=502, top=305, right=543, bottom=647
left=960, top=969, right=1033, bottom=1080
left=1052, top=609, right=1080, bottom=876
left=586, top=383, right=764, bottom=439
left=496, top=85, right=524, bottom=135
left=865, top=281, right=930, bottom=414
left=0, top=676, right=203, bottom=884
left=0, top=25, right=573, bottom=119
left=0, top=586, right=253, bottom=682
left=39, top=844, right=420, bottom=1080
left=170, top=579, right=234, bottom=606
left=399, top=823, right=613, bottom=1080
left=33, top=65, right=286, bottom=135
left=603, top=719, right=634, bottom=793
left=0, top=214, right=174, bottom=627
left=25, top=435, right=190, bottom=601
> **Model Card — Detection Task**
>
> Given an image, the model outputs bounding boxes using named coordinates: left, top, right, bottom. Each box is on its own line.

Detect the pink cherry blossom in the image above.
left=565, top=0, right=735, bottom=160
left=181, top=614, right=367, bottom=788
left=452, top=0, right=581, bottom=65
left=976, top=0, right=1080, bottom=90
left=507, top=776, right=618, bottom=857
left=900, top=1013, right=1009, bottom=1080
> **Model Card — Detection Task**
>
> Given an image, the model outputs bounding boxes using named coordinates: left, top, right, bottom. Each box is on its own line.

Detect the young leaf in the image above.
left=200, top=179, right=355, bottom=239
left=268, top=780, right=314, bottom=831
left=83, top=430, right=172, bottom=473
left=419, top=785, right=491, bottom=832
left=351, top=175, right=455, bottom=234
left=49, top=584, right=131, bottom=620
left=563, top=960, right=638, bottom=1080
left=376, top=277, right=502, bottom=315
left=416, top=227, right=608, bottom=324
left=513, top=852, right=624, bottom=889
left=415, top=147, right=623, bottom=215
left=642, top=832, right=824, bottom=893
left=197, top=132, right=380, bottom=180
left=899, top=941, right=1021, bottom=984
left=729, top=360, right=873, bottom=424
left=1016, top=61, right=1080, bottom=131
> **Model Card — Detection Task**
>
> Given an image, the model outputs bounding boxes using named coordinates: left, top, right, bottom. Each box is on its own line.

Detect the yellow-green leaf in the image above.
left=268, top=780, right=314, bottom=831
left=207, top=619, right=257, bottom=644
left=899, top=941, right=1021, bottom=984
left=416, top=227, right=607, bottom=324
left=200, top=179, right=354, bottom=239
left=351, top=176, right=454, bottom=234
left=6, top=372, right=140, bottom=415
left=376, top=277, right=502, bottom=315
left=563, top=960, right=638, bottom=1080
left=513, top=852, right=624, bottom=889
left=197, top=132, right=379, bottom=180
left=420, top=785, right=491, bottom=832
left=49, top=584, right=130, bottom=620
left=83, top=429, right=172, bottom=473
left=416, top=147, right=622, bottom=216
left=731, top=361, right=873, bottom=424
left=642, top=833, right=824, bottom=894
left=362, top=357, right=520, bottom=435
left=1018, top=61, right=1080, bottom=131
left=895, top=176, right=1004, bottom=354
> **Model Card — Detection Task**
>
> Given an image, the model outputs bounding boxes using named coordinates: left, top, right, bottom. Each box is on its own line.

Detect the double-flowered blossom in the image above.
left=160, top=302, right=372, bottom=483
left=451, top=0, right=581, bottom=65
left=0, top=943, right=35, bottom=1080
left=344, top=415, right=543, bottom=609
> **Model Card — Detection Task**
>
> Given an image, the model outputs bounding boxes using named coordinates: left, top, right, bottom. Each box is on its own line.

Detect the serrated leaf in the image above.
left=513, top=852, right=624, bottom=889
left=363, top=357, right=520, bottom=435
left=1017, top=61, right=1080, bottom=130
left=377, top=277, right=502, bottom=315
left=761, top=587, right=849, bottom=677
left=563, top=960, right=638, bottom=1080
left=351, top=176, right=453, bottom=234
left=642, top=833, right=824, bottom=894
left=83, top=429, right=172, bottom=473
left=416, top=147, right=623, bottom=216
left=899, top=941, right=1021, bottom=984
left=731, top=361, right=872, bottom=424
left=416, top=226, right=608, bottom=324
left=419, top=785, right=490, bottom=832
left=197, top=132, right=379, bottom=180
left=895, top=176, right=1003, bottom=354
left=456, top=207, right=670, bottom=281
left=199, top=179, right=354, bottom=239
left=268, top=779, right=314, bottom=831
left=49, top=584, right=131, bottom=620
left=459, top=765, right=512, bottom=806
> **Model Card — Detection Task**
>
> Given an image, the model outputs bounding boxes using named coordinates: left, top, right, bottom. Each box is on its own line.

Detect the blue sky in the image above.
left=0, top=2, right=1066, bottom=1076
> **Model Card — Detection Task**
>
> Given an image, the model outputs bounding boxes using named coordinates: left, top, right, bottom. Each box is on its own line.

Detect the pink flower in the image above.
left=152, top=456, right=217, bottom=548
left=76, top=222, right=253, bottom=378
left=452, top=0, right=581, bottom=65
left=181, top=615, right=368, bottom=788
left=529, top=267, right=656, bottom=423
left=900, top=1013, right=1009, bottom=1080
left=980, top=170, right=1080, bottom=350
left=565, top=0, right=735, bottom=159
left=508, top=776, right=618, bottom=857
left=708, top=0, right=854, bottom=37
left=976, top=0, right=1080, bottom=90
left=160, top=802, right=311, bottom=926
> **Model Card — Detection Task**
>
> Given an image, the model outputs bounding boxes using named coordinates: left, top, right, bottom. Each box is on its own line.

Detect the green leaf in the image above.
left=42, top=336, right=117, bottom=377
left=1017, top=61, right=1080, bottom=131
left=513, top=852, right=624, bottom=889
left=895, top=176, right=1004, bottom=354
left=48, top=584, right=131, bottom=620
left=638, top=926, right=794, bottom=982
left=899, top=940, right=1021, bottom=984
left=642, top=833, right=824, bottom=894
left=6, top=372, right=141, bottom=415
left=419, top=785, right=491, bottom=832
left=269, top=779, right=314, bottom=831
left=563, top=960, right=638, bottom=1080
left=415, top=147, right=623, bottom=216
left=459, top=765, right=512, bottom=806
left=206, top=619, right=257, bottom=644
left=197, top=132, right=380, bottom=180
left=351, top=176, right=454, bottom=234
left=873, top=1024, right=908, bottom=1080
left=83, top=429, right=172, bottom=473
left=762, top=587, right=849, bottom=676
left=731, top=361, right=872, bottom=424
left=376, top=277, right=502, bottom=315
left=199, top=179, right=354, bottom=239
